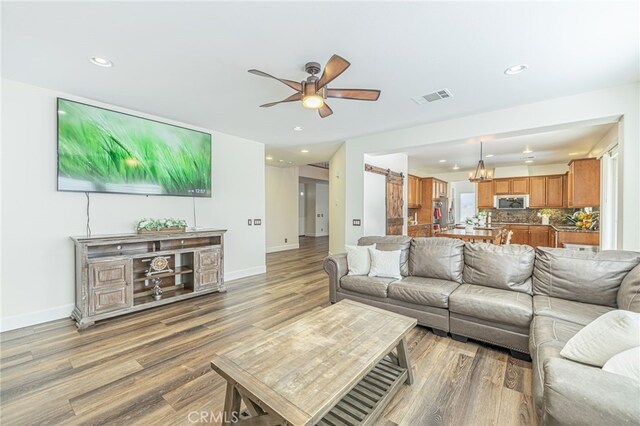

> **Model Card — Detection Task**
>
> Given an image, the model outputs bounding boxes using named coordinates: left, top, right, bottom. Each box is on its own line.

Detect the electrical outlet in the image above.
left=353, top=219, right=361, bottom=226
left=285, top=238, right=288, bottom=243
left=248, top=219, right=252, bottom=226
left=317, top=213, right=321, bottom=218
left=254, top=219, right=261, bottom=225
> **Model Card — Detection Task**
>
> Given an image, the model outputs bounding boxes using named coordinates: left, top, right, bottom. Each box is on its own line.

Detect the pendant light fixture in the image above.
left=469, top=141, right=493, bottom=182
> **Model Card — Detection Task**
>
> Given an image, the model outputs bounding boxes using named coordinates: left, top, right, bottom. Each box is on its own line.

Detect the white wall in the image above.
left=589, top=124, right=618, bottom=158
left=1, top=79, right=267, bottom=331
left=265, top=165, right=299, bottom=253
left=340, top=84, right=639, bottom=251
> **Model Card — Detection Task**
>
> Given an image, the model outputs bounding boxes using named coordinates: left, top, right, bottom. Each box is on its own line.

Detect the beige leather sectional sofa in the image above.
left=323, top=236, right=640, bottom=425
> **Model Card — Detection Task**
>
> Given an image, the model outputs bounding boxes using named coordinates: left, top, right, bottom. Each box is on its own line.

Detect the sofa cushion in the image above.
left=358, top=236, right=411, bottom=276
left=560, top=310, right=640, bottom=367
left=533, top=248, right=640, bottom=307
left=409, top=237, right=465, bottom=283
left=618, top=264, right=640, bottom=312
left=529, top=316, right=584, bottom=410
left=449, top=284, right=533, bottom=327
left=462, top=243, right=535, bottom=294
left=368, top=248, right=401, bottom=280
left=533, top=295, right=614, bottom=326
left=387, top=276, right=460, bottom=308
left=340, top=275, right=395, bottom=298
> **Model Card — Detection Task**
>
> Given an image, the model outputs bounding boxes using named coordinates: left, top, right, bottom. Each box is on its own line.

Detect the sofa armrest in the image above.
left=542, top=357, right=640, bottom=426
left=323, top=254, right=348, bottom=303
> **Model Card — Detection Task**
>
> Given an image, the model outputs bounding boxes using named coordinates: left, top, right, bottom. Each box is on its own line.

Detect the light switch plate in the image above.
left=353, top=219, right=361, bottom=226
left=248, top=219, right=252, bottom=226
left=254, top=219, right=261, bottom=225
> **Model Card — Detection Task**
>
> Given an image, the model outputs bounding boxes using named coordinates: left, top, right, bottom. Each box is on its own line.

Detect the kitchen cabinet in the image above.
left=408, top=225, right=431, bottom=238
left=529, top=177, right=546, bottom=208
left=494, top=179, right=511, bottom=195
left=558, top=231, right=600, bottom=247
left=568, top=158, right=600, bottom=208
left=407, top=175, right=422, bottom=208
left=529, top=175, right=564, bottom=208
left=509, top=225, right=529, bottom=245
left=417, top=177, right=449, bottom=224
left=511, top=177, right=530, bottom=194
left=528, top=226, right=549, bottom=248
left=494, top=178, right=529, bottom=195
left=432, top=179, right=447, bottom=198
left=562, top=173, right=568, bottom=207
left=477, top=181, right=494, bottom=209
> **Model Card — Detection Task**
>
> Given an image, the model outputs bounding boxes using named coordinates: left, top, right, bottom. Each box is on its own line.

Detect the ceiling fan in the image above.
left=248, top=54, right=381, bottom=118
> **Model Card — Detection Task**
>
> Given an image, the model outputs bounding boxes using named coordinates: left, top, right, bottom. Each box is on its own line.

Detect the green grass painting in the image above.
left=57, top=99, right=211, bottom=197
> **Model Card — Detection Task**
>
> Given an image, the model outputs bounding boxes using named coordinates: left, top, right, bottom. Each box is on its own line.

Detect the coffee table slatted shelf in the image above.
left=317, top=357, right=406, bottom=426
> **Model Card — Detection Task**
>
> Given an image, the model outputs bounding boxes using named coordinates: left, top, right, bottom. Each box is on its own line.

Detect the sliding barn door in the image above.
left=386, top=174, right=404, bottom=235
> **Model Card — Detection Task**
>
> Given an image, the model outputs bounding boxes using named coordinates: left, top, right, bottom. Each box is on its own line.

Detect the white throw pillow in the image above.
left=368, top=248, right=402, bottom=280
left=345, top=244, right=375, bottom=275
left=602, top=346, right=640, bottom=381
left=560, top=310, right=640, bottom=367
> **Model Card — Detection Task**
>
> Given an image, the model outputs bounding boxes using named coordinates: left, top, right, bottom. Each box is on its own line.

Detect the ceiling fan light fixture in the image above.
left=302, top=95, right=324, bottom=109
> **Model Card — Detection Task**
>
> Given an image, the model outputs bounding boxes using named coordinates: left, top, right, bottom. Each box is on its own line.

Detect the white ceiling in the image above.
left=2, top=2, right=638, bottom=166
left=406, top=122, right=616, bottom=175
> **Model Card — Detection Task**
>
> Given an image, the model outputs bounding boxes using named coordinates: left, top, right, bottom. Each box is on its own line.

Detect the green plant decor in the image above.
left=135, top=218, right=187, bottom=231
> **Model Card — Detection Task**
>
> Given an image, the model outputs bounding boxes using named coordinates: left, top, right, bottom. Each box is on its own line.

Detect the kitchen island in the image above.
left=435, top=227, right=502, bottom=244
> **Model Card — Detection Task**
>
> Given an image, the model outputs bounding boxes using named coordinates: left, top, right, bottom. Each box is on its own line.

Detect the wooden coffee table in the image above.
left=211, top=299, right=417, bottom=425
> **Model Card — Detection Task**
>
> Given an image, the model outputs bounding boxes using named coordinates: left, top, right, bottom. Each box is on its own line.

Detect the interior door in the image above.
left=386, top=174, right=404, bottom=235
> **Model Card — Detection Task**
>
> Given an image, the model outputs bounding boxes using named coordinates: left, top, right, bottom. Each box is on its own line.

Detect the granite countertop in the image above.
left=407, top=223, right=432, bottom=227
left=489, top=222, right=599, bottom=233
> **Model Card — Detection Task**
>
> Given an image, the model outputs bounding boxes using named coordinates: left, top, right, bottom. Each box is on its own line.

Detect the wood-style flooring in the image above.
left=0, top=236, right=536, bottom=425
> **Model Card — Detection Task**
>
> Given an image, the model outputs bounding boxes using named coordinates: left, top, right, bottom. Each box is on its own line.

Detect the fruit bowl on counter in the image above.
left=563, top=210, right=599, bottom=231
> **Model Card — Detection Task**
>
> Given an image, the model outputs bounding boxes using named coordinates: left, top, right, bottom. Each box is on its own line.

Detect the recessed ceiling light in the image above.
left=439, top=159, right=446, bottom=163
left=266, top=156, right=273, bottom=160
left=485, top=154, right=494, bottom=158
left=89, top=56, right=113, bottom=67
left=288, top=161, right=293, bottom=164
left=525, top=160, right=534, bottom=164
left=279, top=159, right=284, bottom=162
left=523, top=149, right=533, bottom=154
left=453, top=164, right=460, bottom=170
left=568, top=152, right=580, bottom=156
left=301, top=149, right=309, bottom=153
left=293, top=126, right=303, bottom=132
left=504, top=64, right=528, bottom=75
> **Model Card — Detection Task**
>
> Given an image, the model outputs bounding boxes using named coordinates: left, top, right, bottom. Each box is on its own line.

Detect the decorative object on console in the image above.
left=468, top=141, right=493, bottom=183
left=537, top=209, right=553, bottom=225
left=135, top=218, right=187, bottom=233
left=249, top=54, right=381, bottom=118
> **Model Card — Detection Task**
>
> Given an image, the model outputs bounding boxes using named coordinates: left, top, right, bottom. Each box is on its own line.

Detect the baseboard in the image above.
left=224, top=265, right=266, bottom=281
left=0, top=303, right=75, bottom=332
left=266, top=244, right=300, bottom=253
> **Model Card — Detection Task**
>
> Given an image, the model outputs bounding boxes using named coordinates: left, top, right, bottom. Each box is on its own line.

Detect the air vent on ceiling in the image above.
left=520, top=155, right=536, bottom=160
left=412, top=89, right=453, bottom=105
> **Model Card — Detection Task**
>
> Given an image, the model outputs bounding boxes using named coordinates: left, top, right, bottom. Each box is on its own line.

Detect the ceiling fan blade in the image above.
left=326, top=88, right=381, bottom=101
left=259, top=93, right=302, bottom=108
left=318, top=103, right=333, bottom=118
left=317, top=55, right=351, bottom=90
left=248, top=69, right=302, bottom=92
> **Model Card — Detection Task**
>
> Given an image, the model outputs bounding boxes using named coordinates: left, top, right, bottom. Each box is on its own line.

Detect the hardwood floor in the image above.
left=0, top=236, right=536, bottom=425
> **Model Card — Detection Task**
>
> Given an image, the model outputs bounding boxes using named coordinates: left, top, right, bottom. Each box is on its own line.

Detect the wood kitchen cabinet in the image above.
left=417, top=177, right=448, bottom=224
left=493, top=179, right=511, bottom=195
left=494, top=178, right=529, bottom=195
left=509, top=225, right=529, bottom=245
left=529, top=175, right=564, bottom=208
left=477, top=181, right=494, bottom=209
left=407, top=175, right=422, bottom=208
left=528, top=226, right=550, bottom=248
left=557, top=231, right=600, bottom=247
left=567, top=158, right=600, bottom=208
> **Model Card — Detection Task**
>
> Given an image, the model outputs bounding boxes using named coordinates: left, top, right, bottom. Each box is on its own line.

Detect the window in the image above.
left=459, top=192, right=476, bottom=223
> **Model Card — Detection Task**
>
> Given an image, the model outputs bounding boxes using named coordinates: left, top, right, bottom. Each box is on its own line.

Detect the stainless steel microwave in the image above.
left=493, top=195, right=529, bottom=209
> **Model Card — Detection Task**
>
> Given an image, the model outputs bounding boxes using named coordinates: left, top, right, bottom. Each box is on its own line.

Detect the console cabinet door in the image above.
left=89, top=259, right=133, bottom=315
left=196, top=248, right=222, bottom=291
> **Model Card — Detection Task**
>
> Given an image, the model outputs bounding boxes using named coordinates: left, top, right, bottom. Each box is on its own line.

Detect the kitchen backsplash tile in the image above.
left=478, top=208, right=586, bottom=225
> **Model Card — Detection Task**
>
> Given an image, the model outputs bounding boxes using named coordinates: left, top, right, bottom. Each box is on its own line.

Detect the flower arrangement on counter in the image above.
left=563, top=210, right=599, bottom=230
left=135, top=218, right=187, bottom=233
left=537, top=209, right=554, bottom=225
